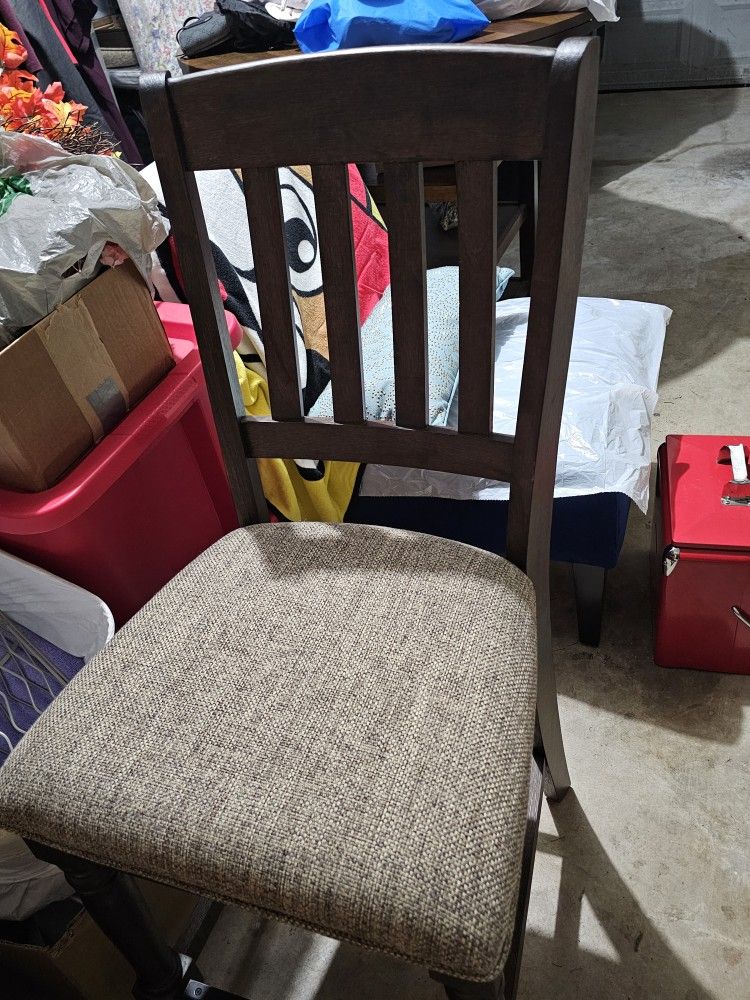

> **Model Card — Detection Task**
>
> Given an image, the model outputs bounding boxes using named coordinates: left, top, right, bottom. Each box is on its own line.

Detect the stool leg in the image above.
left=429, top=971, right=504, bottom=999
left=572, top=563, right=607, bottom=647
left=26, top=841, right=186, bottom=1000
left=518, top=161, right=537, bottom=283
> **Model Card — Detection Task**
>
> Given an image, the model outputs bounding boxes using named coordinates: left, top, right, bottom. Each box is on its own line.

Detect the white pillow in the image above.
left=361, top=296, right=671, bottom=513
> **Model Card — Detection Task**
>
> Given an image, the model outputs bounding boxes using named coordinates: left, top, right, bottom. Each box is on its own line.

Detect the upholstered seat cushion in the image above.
left=0, top=523, right=536, bottom=981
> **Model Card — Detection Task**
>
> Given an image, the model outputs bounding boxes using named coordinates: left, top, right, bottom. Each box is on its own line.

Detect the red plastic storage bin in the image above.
left=0, top=306, right=240, bottom=627
left=653, top=435, right=750, bottom=674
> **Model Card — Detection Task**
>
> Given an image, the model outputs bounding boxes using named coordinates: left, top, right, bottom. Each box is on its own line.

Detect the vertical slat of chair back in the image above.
left=384, top=162, right=429, bottom=429
left=312, top=164, right=365, bottom=424
left=456, top=160, right=499, bottom=436
left=243, top=166, right=304, bottom=422
left=141, top=40, right=598, bottom=547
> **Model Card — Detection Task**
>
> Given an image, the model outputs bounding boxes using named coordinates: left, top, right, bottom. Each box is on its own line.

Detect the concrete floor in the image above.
left=197, top=88, right=750, bottom=1000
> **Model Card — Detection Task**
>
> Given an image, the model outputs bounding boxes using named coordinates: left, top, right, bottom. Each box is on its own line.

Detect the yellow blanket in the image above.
left=235, top=355, right=359, bottom=523
left=235, top=164, right=388, bottom=522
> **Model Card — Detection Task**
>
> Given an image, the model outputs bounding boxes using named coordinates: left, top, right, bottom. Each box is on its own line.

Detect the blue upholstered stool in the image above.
left=346, top=492, right=631, bottom=645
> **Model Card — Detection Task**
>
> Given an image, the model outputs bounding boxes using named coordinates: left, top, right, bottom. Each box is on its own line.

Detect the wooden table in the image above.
left=178, top=10, right=598, bottom=274
left=179, top=10, right=596, bottom=73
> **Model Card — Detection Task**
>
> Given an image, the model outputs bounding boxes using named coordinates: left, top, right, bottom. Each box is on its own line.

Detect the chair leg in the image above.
left=534, top=589, right=571, bottom=802
left=25, top=841, right=187, bottom=1000
left=430, top=761, right=545, bottom=1000
left=429, top=971, right=504, bottom=999
left=572, top=563, right=607, bottom=647
left=500, top=752, right=544, bottom=1000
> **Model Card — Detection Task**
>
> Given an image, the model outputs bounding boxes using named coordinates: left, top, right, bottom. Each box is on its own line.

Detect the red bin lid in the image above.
left=664, top=435, right=750, bottom=552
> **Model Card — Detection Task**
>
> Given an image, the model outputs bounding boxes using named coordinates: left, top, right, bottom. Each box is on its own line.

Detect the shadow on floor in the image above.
left=582, top=188, right=750, bottom=385
left=521, top=791, right=717, bottom=1000
left=583, top=88, right=749, bottom=384
left=591, top=87, right=740, bottom=183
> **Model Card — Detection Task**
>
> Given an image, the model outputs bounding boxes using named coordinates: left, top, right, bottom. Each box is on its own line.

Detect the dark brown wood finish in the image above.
left=243, top=166, right=303, bottom=421
left=572, top=562, right=607, bottom=646
left=372, top=163, right=492, bottom=206
left=168, top=47, right=552, bottom=169
left=139, top=77, right=268, bottom=526
left=312, top=163, right=364, bottom=423
left=385, top=162, right=428, bottom=429
left=456, top=160, right=498, bottom=436
left=430, top=971, right=504, bottom=1000
left=242, top=419, right=515, bottom=482
left=517, top=161, right=537, bottom=283
left=504, top=42, right=598, bottom=572
left=470, top=10, right=594, bottom=46
left=178, top=10, right=595, bottom=73
left=500, top=751, right=545, bottom=999
left=505, top=38, right=599, bottom=799
left=426, top=203, right=524, bottom=271
left=25, top=841, right=187, bottom=1000
left=175, top=899, right=223, bottom=964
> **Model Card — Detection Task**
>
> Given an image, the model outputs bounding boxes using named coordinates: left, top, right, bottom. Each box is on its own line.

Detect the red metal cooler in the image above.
left=653, top=434, right=750, bottom=674
left=0, top=306, right=240, bottom=627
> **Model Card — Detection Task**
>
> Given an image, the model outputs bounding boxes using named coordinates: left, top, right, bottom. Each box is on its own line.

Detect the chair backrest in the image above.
left=141, top=39, right=598, bottom=583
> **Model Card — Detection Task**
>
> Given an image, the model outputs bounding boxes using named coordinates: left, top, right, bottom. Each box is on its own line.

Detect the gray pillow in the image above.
left=310, top=265, right=513, bottom=426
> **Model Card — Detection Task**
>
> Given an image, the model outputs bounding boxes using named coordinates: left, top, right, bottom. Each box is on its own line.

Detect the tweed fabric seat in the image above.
left=0, top=522, right=536, bottom=981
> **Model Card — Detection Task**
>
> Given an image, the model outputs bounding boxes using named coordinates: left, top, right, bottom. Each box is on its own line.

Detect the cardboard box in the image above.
left=1, top=880, right=196, bottom=1000
left=0, top=262, right=174, bottom=492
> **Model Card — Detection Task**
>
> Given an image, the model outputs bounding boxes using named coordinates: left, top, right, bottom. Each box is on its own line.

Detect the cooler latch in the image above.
left=663, top=546, right=680, bottom=576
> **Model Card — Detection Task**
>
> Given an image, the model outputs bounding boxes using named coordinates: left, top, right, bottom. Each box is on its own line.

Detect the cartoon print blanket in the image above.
left=142, top=161, right=390, bottom=521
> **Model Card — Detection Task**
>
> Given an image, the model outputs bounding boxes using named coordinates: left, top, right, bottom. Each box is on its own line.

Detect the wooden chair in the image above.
left=0, top=39, right=598, bottom=1000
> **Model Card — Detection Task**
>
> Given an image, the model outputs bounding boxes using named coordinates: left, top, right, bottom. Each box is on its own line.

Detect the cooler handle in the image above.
left=726, top=444, right=749, bottom=483
left=720, top=444, right=750, bottom=507
left=731, top=606, right=750, bottom=630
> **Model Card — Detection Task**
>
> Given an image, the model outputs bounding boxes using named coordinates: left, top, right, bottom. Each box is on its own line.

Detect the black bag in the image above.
left=216, top=0, right=296, bottom=52
left=177, top=11, right=233, bottom=57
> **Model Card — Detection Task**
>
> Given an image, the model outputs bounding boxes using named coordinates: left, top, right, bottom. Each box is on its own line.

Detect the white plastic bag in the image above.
left=476, top=1, right=618, bottom=23
left=0, top=131, right=168, bottom=338
left=361, top=297, right=670, bottom=513
left=0, top=550, right=113, bottom=662
left=0, top=549, right=113, bottom=920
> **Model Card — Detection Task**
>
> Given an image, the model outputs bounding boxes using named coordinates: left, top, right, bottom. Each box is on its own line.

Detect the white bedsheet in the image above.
left=361, top=297, right=670, bottom=514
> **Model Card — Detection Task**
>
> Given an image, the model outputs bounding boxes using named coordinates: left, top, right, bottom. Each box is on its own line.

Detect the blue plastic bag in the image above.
left=295, top=0, right=489, bottom=53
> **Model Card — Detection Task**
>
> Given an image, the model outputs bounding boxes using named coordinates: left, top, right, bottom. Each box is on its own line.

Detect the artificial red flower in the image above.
left=1, top=83, right=86, bottom=134
left=0, top=24, right=27, bottom=69
left=1, top=19, right=90, bottom=144
left=0, top=68, right=37, bottom=93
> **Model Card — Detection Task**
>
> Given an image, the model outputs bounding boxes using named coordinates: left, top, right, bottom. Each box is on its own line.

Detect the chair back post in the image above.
left=506, top=37, right=598, bottom=802
left=506, top=37, right=600, bottom=589
left=141, top=73, right=269, bottom=526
